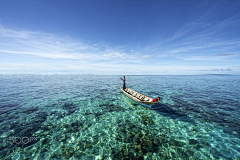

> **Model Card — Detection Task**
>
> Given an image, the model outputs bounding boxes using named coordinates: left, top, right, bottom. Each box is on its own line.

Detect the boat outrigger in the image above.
left=120, top=87, right=159, bottom=107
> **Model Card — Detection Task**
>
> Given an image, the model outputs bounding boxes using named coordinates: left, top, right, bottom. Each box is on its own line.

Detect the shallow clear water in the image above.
left=0, top=74, right=240, bottom=159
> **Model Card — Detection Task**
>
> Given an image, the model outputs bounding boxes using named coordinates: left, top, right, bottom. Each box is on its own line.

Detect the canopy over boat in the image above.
left=120, top=87, right=159, bottom=106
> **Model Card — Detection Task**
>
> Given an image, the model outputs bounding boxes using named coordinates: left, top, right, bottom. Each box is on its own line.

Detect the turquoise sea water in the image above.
left=0, top=74, right=240, bottom=159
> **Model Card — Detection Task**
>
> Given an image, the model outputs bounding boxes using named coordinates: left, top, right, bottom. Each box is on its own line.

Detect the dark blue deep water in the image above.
left=0, top=74, right=240, bottom=159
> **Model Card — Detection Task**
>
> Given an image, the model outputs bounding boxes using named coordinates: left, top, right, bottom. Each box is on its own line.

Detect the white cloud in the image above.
left=0, top=26, right=153, bottom=73
left=142, top=14, right=240, bottom=62
left=0, top=25, right=134, bottom=61
left=197, top=68, right=233, bottom=71
left=139, top=55, right=152, bottom=59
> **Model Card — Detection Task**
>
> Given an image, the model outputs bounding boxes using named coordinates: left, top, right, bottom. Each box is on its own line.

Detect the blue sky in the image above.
left=0, top=0, right=240, bottom=75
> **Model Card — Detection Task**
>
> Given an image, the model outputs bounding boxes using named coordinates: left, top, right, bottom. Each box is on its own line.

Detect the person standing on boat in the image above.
left=120, top=76, right=126, bottom=90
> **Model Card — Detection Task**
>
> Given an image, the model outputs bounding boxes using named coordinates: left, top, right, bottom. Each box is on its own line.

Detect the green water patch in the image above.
left=152, top=103, right=195, bottom=124
left=0, top=104, right=20, bottom=125
left=20, top=106, right=39, bottom=115
left=82, top=102, right=127, bottom=121
left=100, top=104, right=126, bottom=113
left=1, top=87, right=239, bottom=159
left=2, top=103, right=238, bottom=159
left=61, top=101, right=79, bottom=115
left=169, top=93, right=240, bottom=139
left=140, top=113, right=154, bottom=125
left=43, top=98, right=80, bottom=116
left=0, top=111, right=50, bottom=159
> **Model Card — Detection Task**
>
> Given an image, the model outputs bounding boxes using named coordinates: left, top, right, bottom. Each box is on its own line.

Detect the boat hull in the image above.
left=120, top=87, right=158, bottom=107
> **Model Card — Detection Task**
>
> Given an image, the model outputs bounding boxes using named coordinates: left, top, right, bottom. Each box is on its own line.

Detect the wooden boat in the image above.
left=120, top=87, right=159, bottom=107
